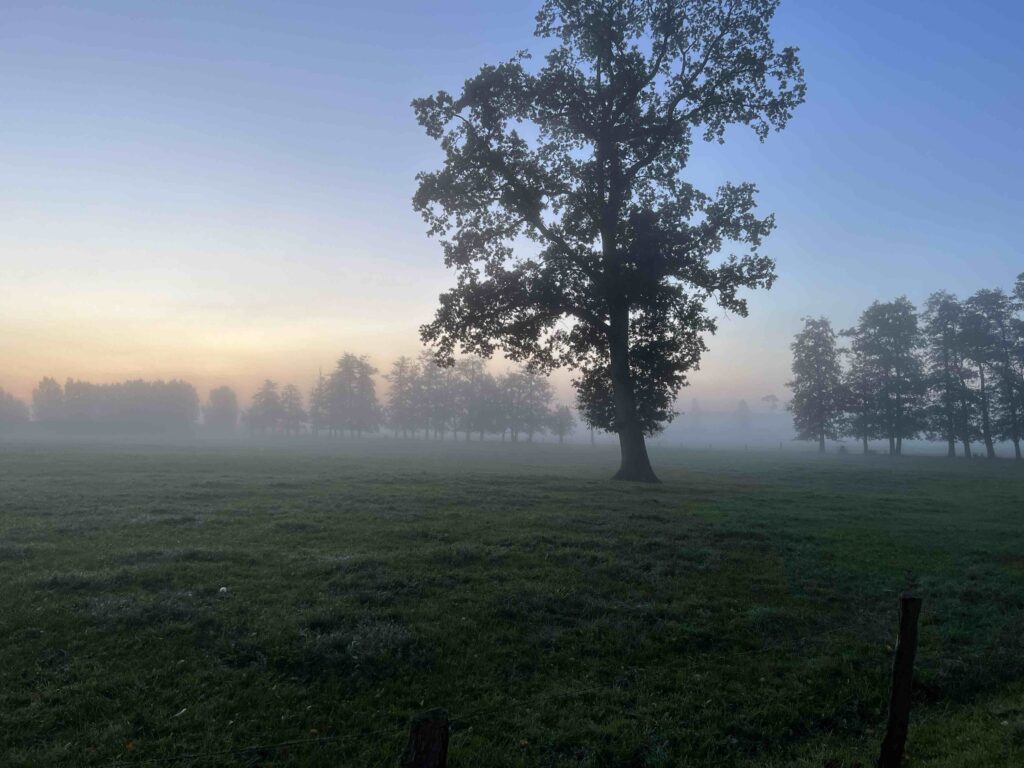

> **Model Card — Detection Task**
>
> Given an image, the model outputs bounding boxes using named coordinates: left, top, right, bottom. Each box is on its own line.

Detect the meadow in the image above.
left=1, top=439, right=1023, bottom=767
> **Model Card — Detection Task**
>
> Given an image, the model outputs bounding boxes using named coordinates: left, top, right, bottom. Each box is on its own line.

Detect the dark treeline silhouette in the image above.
left=29, top=377, right=199, bottom=430
left=788, top=274, right=1024, bottom=458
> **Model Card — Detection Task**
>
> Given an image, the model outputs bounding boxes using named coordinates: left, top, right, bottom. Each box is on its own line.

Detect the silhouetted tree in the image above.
left=413, top=0, right=805, bottom=481
left=962, top=290, right=1021, bottom=459
left=203, top=386, right=239, bottom=432
left=787, top=317, right=844, bottom=452
left=843, top=298, right=925, bottom=456
left=761, top=394, right=780, bottom=412
left=842, top=344, right=881, bottom=455
left=921, top=292, right=974, bottom=457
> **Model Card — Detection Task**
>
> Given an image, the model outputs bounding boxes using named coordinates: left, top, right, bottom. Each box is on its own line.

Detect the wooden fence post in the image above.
left=878, top=594, right=922, bottom=768
left=400, top=708, right=449, bottom=768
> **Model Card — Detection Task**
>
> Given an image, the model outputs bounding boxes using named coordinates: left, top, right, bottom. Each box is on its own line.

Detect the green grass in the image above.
left=1, top=439, right=1023, bottom=767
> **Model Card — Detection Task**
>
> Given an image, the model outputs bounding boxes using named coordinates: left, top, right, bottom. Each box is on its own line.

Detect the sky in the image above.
left=2, top=0, right=1022, bottom=409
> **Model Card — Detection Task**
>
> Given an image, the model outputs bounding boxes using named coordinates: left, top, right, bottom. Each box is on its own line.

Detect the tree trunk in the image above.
left=979, top=365, right=996, bottom=459
left=943, top=350, right=957, bottom=458
left=609, top=307, right=659, bottom=483
left=818, top=431, right=825, bottom=453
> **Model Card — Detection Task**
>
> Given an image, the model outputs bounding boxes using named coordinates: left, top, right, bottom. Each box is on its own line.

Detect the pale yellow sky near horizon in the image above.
left=1, top=241, right=789, bottom=409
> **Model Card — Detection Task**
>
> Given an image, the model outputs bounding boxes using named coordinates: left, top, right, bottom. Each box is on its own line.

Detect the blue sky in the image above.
left=1, top=1, right=1021, bottom=406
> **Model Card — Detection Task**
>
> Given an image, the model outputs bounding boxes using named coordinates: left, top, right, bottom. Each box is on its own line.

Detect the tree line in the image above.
left=0, top=388, right=30, bottom=429
left=240, top=352, right=577, bottom=443
left=788, top=274, right=1024, bottom=458
left=13, top=353, right=578, bottom=442
left=27, top=378, right=200, bottom=429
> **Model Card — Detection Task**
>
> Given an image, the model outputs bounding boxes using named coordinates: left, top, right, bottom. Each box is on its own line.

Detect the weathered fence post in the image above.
left=400, top=708, right=449, bottom=768
left=878, top=593, right=922, bottom=768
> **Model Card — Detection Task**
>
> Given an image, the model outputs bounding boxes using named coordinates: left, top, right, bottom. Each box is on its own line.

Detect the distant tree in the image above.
left=787, top=317, right=844, bottom=452
left=413, top=0, right=805, bottom=481
left=416, top=351, right=459, bottom=440
left=309, top=371, right=329, bottom=436
left=203, top=386, right=239, bottom=432
left=248, top=380, right=282, bottom=434
left=386, top=356, right=421, bottom=438
left=32, top=377, right=64, bottom=422
left=0, top=388, right=30, bottom=428
left=843, top=299, right=925, bottom=456
left=475, top=370, right=504, bottom=440
left=761, top=394, right=780, bottom=412
left=962, top=290, right=1022, bottom=459
left=974, top=290, right=1022, bottom=460
left=29, top=377, right=197, bottom=429
left=501, top=370, right=554, bottom=442
left=841, top=344, right=881, bottom=455
left=327, top=354, right=381, bottom=437
left=280, top=384, right=306, bottom=436
left=454, top=357, right=493, bottom=440
left=921, top=292, right=974, bottom=457
left=550, top=404, right=577, bottom=444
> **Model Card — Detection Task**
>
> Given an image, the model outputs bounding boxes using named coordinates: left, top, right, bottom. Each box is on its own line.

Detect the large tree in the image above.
left=413, top=0, right=805, bottom=481
left=843, top=298, right=926, bottom=456
left=921, top=292, right=974, bottom=458
left=963, top=290, right=1021, bottom=459
left=842, top=344, right=880, bottom=455
left=787, top=317, right=844, bottom=452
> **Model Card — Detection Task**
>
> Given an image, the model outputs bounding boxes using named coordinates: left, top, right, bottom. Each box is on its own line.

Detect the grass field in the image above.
left=2, top=439, right=1023, bottom=767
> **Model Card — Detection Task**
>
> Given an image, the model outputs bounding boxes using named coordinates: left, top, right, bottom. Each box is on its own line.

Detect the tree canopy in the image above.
left=787, top=317, right=843, bottom=452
